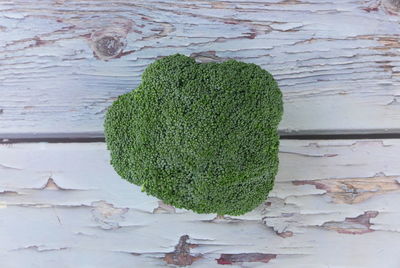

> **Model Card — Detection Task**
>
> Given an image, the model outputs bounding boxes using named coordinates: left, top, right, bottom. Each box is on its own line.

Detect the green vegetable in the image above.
left=104, top=54, right=283, bottom=215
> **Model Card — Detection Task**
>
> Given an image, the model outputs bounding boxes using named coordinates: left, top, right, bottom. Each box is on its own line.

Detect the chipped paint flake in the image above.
left=293, top=176, right=400, bottom=204
left=152, top=201, right=176, bottom=214
left=91, top=201, right=128, bottom=230
left=322, top=211, right=379, bottom=234
left=164, top=235, right=202, bottom=266
left=216, top=253, right=277, bottom=265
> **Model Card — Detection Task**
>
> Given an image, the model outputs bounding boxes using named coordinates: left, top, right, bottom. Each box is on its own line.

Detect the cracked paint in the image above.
left=1, top=142, right=400, bottom=267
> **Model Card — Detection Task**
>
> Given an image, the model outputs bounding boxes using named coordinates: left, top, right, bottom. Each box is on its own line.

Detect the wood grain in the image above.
left=1, top=0, right=400, bottom=136
left=1, top=140, right=400, bottom=267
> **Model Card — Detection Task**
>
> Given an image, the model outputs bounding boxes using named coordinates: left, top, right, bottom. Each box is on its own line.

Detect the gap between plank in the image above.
left=2, top=132, right=400, bottom=143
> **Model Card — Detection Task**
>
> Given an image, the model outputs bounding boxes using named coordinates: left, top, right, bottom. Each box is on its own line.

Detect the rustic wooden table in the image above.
left=1, top=0, right=400, bottom=267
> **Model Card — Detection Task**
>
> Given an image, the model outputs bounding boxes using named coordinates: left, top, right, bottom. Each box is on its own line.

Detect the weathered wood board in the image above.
left=1, top=0, right=400, bottom=135
left=1, top=140, right=399, bottom=267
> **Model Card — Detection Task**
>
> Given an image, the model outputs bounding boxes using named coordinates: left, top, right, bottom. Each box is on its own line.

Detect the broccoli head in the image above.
left=104, top=54, right=283, bottom=215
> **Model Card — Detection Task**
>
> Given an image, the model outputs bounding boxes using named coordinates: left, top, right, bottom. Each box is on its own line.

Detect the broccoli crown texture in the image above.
left=104, top=54, right=283, bottom=215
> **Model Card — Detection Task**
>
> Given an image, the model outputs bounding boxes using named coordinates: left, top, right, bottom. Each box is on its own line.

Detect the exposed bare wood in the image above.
left=293, top=175, right=400, bottom=204
left=164, top=235, right=202, bottom=266
left=1, top=0, right=400, bottom=135
left=322, top=211, right=379, bottom=235
left=216, top=253, right=277, bottom=265
left=1, top=140, right=400, bottom=267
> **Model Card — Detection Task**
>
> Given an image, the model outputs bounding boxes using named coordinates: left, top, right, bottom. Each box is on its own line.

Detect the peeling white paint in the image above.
left=0, top=141, right=399, bottom=267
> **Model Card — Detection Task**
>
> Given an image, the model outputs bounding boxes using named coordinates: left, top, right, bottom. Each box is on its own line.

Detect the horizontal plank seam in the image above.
left=3, top=132, right=400, bottom=143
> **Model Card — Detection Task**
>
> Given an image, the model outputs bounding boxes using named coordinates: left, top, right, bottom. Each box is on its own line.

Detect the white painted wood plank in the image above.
left=1, top=0, right=400, bottom=135
left=1, top=140, right=400, bottom=267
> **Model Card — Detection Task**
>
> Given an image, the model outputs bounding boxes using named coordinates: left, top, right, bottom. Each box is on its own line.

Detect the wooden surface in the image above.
left=2, top=0, right=400, bottom=135
left=2, top=1, right=400, bottom=267
left=1, top=141, right=400, bottom=267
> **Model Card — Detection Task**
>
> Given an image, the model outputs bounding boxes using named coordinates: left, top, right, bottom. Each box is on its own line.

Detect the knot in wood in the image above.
left=90, top=32, right=127, bottom=60
left=95, top=36, right=122, bottom=58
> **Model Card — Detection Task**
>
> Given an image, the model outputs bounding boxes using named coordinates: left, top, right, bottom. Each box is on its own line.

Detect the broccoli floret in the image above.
left=104, top=54, right=283, bottom=216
